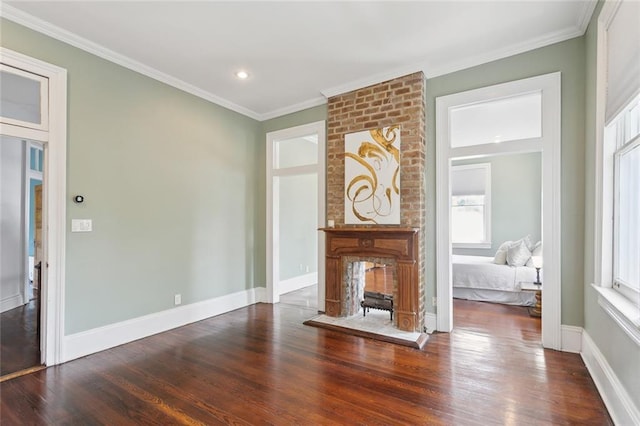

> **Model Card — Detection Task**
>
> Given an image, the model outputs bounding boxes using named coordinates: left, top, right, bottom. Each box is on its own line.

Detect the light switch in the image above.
left=71, top=219, right=92, bottom=232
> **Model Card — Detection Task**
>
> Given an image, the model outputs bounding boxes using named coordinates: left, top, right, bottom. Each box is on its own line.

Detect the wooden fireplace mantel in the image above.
left=320, top=227, right=420, bottom=332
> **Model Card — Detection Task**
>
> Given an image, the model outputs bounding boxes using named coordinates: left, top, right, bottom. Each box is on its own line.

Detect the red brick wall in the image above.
left=326, top=72, right=426, bottom=330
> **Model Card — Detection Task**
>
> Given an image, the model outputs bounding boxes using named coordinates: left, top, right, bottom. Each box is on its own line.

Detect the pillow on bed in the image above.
left=521, top=235, right=535, bottom=252
left=532, top=241, right=542, bottom=256
left=525, top=241, right=542, bottom=267
left=507, top=240, right=532, bottom=267
left=493, top=241, right=512, bottom=264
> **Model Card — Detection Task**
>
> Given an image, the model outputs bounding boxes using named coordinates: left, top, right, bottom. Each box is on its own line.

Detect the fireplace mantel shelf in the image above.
left=320, top=227, right=418, bottom=234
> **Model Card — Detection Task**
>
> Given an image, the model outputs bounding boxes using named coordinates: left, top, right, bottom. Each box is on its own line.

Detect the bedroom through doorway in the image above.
left=435, top=72, right=561, bottom=349
left=450, top=151, right=543, bottom=339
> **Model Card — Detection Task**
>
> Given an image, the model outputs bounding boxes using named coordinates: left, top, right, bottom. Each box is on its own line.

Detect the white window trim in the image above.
left=451, top=163, right=491, bottom=249
left=592, top=0, right=640, bottom=347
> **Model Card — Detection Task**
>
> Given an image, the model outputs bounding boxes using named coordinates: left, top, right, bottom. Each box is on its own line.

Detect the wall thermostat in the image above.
left=73, top=195, right=84, bottom=203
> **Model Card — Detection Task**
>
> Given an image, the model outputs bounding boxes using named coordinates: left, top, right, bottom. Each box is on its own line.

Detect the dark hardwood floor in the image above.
left=1, top=300, right=611, bottom=425
left=0, top=295, right=41, bottom=376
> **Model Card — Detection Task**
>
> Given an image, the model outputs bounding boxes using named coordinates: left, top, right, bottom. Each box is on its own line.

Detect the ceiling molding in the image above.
left=0, top=5, right=263, bottom=121
left=319, top=20, right=586, bottom=99
left=423, top=25, right=586, bottom=79
left=320, top=64, right=424, bottom=99
left=577, top=0, right=599, bottom=32
left=0, top=3, right=596, bottom=122
left=258, top=96, right=327, bottom=122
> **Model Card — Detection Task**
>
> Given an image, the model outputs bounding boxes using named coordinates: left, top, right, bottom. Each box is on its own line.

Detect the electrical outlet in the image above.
left=174, top=294, right=181, bottom=305
left=432, top=296, right=437, bottom=307
left=305, top=265, right=310, bottom=273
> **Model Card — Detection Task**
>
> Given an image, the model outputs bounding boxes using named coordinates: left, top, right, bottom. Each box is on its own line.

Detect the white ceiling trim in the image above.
left=424, top=24, right=586, bottom=80
left=259, top=96, right=327, bottom=122
left=320, top=63, right=424, bottom=99
left=577, top=0, right=599, bottom=33
left=1, top=4, right=262, bottom=121
left=2, top=1, right=597, bottom=122
left=320, top=22, right=589, bottom=100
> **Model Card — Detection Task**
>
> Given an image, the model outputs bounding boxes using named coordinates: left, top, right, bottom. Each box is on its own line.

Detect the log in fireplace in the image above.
left=320, top=227, right=420, bottom=332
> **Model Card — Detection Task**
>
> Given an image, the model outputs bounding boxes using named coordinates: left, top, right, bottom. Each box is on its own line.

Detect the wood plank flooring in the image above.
left=0, top=296, right=40, bottom=376
left=0, top=300, right=611, bottom=425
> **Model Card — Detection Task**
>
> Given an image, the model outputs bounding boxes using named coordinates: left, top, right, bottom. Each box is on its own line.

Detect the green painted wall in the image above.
left=1, top=19, right=263, bottom=334
left=582, top=1, right=640, bottom=408
left=426, top=37, right=586, bottom=325
left=452, top=153, right=542, bottom=257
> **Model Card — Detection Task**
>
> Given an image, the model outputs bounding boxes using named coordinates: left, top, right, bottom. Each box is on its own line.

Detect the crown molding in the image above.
left=0, top=5, right=262, bottom=121
left=258, top=96, right=327, bottom=121
left=1, top=3, right=596, bottom=122
left=424, top=25, right=586, bottom=79
left=577, top=0, right=598, bottom=32
left=320, top=63, right=424, bottom=99
left=320, top=21, right=585, bottom=98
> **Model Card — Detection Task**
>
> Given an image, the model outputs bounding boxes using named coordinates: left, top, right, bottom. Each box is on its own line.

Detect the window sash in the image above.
left=612, top=125, right=640, bottom=305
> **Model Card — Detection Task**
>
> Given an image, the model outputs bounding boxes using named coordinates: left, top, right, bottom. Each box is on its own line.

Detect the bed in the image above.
left=452, top=255, right=537, bottom=306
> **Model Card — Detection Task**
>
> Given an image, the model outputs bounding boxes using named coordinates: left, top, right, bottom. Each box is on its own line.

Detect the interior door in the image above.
left=34, top=184, right=42, bottom=290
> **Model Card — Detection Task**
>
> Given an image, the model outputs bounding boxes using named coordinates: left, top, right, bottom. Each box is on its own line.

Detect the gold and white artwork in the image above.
left=344, top=125, right=401, bottom=224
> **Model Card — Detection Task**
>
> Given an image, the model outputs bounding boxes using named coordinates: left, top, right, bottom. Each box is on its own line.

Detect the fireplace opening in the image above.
left=343, top=257, right=396, bottom=322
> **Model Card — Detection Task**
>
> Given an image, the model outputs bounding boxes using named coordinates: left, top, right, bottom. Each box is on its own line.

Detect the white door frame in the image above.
left=435, top=72, right=562, bottom=350
left=0, top=47, right=67, bottom=366
left=266, top=121, right=326, bottom=309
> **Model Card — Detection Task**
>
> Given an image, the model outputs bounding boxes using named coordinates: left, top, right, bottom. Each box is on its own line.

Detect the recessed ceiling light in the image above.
left=235, top=70, right=249, bottom=80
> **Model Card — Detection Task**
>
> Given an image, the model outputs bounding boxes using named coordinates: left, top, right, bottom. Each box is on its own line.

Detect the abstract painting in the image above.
left=344, top=125, right=401, bottom=224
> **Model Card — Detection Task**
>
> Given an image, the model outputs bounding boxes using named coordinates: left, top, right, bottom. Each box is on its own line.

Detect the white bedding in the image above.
left=452, top=255, right=538, bottom=306
left=452, top=255, right=537, bottom=292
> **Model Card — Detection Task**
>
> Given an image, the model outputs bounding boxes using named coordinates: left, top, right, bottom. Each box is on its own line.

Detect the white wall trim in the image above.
left=435, top=72, right=562, bottom=351
left=581, top=330, right=640, bottom=425
left=279, top=273, right=318, bottom=296
left=561, top=325, right=583, bottom=353
left=424, top=312, right=437, bottom=334
left=266, top=121, right=326, bottom=309
left=0, top=294, right=25, bottom=313
left=1, top=47, right=67, bottom=367
left=593, top=284, right=640, bottom=347
left=63, top=288, right=265, bottom=363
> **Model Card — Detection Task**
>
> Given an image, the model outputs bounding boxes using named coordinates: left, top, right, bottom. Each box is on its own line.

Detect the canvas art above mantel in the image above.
left=344, top=125, right=401, bottom=225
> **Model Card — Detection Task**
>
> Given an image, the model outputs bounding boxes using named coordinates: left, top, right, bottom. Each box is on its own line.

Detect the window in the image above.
left=610, top=95, right=640, bottom=304
left=451, top=163, right=491, bottom=247
left=449, top=91, right=542, bottom=148
left=593, top=0, right=640, bottom=345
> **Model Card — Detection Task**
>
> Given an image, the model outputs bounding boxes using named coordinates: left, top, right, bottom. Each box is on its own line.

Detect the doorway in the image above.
left=0, top=136, right=43, bottom=376
left=450, top=151, right=543, bottom=339
left=1, top=47, right=67, bottom=370
left=266, top=121, right=326, bottom=312
left=436, top=72, right=561, bottom=349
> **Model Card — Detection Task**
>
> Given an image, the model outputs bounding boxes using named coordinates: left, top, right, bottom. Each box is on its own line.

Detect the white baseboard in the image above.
left=425, top=312, right=437, bottom=334
left=1, top=293, right=24, bottom=313
left=561, top=325, right=582, bottom=353
left=581, top=331, right=640, bottom=425
left=63, top=287, right=264, bottom=363
left=279, top=272, right=317, bottom=295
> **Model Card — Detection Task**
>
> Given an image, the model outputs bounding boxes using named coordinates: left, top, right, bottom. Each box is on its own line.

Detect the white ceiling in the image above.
left=2, top=1, right=596, bottom=121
